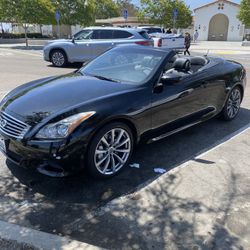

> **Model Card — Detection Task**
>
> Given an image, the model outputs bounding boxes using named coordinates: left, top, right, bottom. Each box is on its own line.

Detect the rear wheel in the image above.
left=50, top=49, right=67, bottom=67
left=221, top=86, right=242, bottom=121
left=86, top=122, right=134, bottom=179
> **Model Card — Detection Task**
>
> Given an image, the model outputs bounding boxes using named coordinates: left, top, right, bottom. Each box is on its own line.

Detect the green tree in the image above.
left=138, top=0, right=192, bottom=29
left=95, top=0, right=120, bottom=19
left=238, top=0, right=250, bottom=27
left=117, top=0, right=138, bottom=17
left=0, top=0, right=4, bottom=35
left=0, top=0, right=55, bottom=46
left=51, top=0, right=96, bottom=26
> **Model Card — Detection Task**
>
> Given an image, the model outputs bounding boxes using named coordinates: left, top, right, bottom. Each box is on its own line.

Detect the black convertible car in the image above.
left=0, top=46, right=246, bottom=178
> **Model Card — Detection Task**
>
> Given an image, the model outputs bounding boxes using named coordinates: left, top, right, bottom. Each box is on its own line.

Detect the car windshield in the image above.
left=80, top=48, right=164, bottom=85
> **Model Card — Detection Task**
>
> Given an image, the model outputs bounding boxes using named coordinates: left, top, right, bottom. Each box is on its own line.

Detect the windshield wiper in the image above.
left=90, top=74, right=121, bottom=83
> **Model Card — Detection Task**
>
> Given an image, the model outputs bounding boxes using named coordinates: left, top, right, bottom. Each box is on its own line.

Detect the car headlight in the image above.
left=35, top=111, right=95, bottom=139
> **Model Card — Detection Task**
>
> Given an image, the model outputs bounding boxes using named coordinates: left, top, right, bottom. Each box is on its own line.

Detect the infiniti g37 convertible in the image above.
left=0, top=46, right=246, bottom=178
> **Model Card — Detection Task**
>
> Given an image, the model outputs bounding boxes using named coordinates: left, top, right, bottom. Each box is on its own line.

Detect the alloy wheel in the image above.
left=52, top=51, right=65, bottom=67
left=94, top=128, right=131, bottom=175
left=227, top=88, right=241, bottom=119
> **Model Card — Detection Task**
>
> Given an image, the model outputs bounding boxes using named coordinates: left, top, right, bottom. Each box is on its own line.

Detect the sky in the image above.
left=133, top=0, right=241, bottom=11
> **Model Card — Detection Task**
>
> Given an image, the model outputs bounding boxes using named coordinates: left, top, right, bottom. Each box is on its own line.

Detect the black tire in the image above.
left=50, top=49, right=67, bottom=67
left=220, top=86, right=242, bottom=121
left=86, top=122, right=134, bottom=179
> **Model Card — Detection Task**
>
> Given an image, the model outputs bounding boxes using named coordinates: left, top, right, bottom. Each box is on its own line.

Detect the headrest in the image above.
left=173, top=58, right=191, bottom=72
left=169, top=55, right=179, bottom=63
left=190, top=56, right=207, bottom=66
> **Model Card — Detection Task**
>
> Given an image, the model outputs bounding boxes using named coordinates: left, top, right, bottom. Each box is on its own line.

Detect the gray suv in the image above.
left=43, top=27, right=153, bottom=67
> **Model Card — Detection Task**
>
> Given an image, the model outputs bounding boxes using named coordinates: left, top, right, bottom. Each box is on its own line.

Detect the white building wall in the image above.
left=194, top=1, right=244, bottom=41
left=41, top=25, right=53, bottom=36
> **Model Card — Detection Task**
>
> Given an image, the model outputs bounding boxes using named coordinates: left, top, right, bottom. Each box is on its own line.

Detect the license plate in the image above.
left=0, top=136, right=6, bottom=153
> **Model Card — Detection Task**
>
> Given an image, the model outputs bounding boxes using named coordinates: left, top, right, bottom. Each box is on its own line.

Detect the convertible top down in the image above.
left=0, top=46, right=246, bottom=178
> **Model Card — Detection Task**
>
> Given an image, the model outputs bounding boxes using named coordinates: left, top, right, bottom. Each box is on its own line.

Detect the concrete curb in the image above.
left=0, top=220, right=104, bottom=250
left=242, top=41, right=250, bottom=46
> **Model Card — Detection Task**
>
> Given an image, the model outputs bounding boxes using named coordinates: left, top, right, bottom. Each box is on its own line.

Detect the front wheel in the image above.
left=50, top=49, right=67, bottom=67
left=86, top=122, right=134, bottom=179
left=221, top=86, right=242, bottom=121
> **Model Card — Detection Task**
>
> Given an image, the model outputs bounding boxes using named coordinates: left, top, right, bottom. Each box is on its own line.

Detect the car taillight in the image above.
left=135, top=41, right=152, bottom=46
left=157, top=38, right=162, bottom=47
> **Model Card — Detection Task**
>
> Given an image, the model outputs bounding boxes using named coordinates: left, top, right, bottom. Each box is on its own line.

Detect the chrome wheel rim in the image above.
left=227, top=88, right=241, bottom=119
left=94, top=128, right=131, bottom=175
left=52, top=52, right=65, bottom=66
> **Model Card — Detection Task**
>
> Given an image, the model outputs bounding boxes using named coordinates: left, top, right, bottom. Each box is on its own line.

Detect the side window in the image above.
left=91, top=30, right=100, bottom=39
left=74, top=30, right=93, bottom=40
left=98, top=30, right=114, bottom=39
left=113, top=30, right=133, bottom=39
left=139, top=31, right=150, bottom=39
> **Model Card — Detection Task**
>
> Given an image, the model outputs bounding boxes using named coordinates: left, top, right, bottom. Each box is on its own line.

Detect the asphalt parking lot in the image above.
left=0, top=43, right=250, bottom=249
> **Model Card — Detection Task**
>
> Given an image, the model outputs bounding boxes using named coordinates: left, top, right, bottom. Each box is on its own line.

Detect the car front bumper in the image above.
left=0, top=134, right=87, bottom=177
left=43, top=48, right=50, bottom=62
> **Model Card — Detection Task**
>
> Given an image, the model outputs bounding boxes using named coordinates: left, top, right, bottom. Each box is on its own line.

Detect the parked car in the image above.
left=0, top=46, right=246, bottom=179
left=139, top=26, right=185, bottom=50
left=152, top=33, right=185, bottom=50
left=43, top=27, right=153, bottom=67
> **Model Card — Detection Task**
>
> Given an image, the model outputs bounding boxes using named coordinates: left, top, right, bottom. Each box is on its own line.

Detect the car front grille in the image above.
left=0, top=112, right=30, bottom=139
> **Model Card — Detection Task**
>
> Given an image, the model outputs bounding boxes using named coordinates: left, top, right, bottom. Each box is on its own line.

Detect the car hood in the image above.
left=1, top=72, right=135, bottom=124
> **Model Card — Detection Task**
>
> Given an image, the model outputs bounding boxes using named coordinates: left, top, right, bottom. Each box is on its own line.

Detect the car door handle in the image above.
left=178, top=89, right=193, bottom=99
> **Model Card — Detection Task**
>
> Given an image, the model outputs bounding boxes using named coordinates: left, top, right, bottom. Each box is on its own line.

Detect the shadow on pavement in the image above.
left=2, top=107, right=250, bottom=249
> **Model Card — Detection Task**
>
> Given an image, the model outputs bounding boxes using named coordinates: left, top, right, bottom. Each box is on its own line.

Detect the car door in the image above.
left=151, top=69, right=216, bottom=132
left=71, top=29, right=94, bottom=62
left=89, top=30, right=114, bottom=59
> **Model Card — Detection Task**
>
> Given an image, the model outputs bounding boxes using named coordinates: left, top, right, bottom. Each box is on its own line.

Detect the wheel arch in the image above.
left=235, top=84, right=244, bottom=101
left=88, top=117, right=140, bottom=148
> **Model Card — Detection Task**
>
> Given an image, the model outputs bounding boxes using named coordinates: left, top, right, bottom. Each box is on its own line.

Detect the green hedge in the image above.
left=0, top=32, right=51, bottom=39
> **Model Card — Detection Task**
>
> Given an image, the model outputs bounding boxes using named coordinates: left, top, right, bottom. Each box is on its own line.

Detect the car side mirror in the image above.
left=72, top=36, right=75, bottom=43
left=161, top=73, right=181, bottom=85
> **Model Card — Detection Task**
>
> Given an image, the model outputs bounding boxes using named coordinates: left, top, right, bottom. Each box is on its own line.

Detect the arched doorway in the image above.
left=208, top=14, right=229, bottom=41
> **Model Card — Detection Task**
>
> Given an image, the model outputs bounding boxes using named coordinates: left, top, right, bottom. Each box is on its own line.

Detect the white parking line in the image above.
left=0, top=48, right=42, bottom=57
left=0, top=52, right=13, bottom=56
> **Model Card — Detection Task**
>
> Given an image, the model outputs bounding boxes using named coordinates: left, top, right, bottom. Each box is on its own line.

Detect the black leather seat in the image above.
left=189, top=56, right=208, bottom=72
left=165, top=58, right=191, bottom=78
left=173, top=58, right=191, bottom=72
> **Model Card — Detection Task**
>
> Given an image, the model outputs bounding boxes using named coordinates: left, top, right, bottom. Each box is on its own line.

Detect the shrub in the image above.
left=0, top=32, right=51, bottom=39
